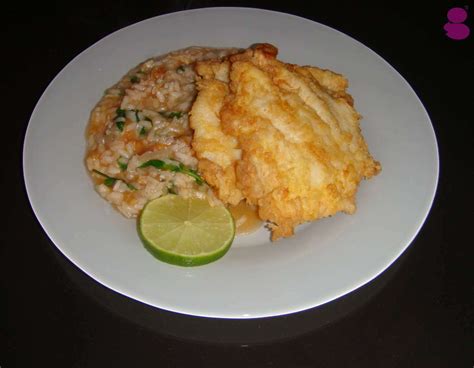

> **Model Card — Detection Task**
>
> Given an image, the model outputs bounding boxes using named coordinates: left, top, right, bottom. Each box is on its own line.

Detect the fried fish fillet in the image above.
left=190, top=44, right=381, bottom=240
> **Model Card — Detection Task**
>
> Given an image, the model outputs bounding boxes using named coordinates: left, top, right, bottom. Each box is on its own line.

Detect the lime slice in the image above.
left=138, top=195, right=235, bottom=266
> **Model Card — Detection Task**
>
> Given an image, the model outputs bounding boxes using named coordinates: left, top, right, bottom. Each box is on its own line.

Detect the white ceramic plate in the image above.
left=23, top=8, right=438, bottom=318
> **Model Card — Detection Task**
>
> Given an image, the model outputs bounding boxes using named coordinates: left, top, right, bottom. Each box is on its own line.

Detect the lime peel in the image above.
left=138, top=195, right=235, bottom=266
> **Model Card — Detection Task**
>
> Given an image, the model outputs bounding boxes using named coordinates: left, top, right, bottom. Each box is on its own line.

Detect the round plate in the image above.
left=23, top=8, right=438, bottom=318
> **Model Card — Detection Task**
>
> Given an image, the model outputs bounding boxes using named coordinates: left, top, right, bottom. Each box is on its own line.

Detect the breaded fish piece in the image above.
left=190, top=44, right=380, bottom=240
left=190, top=61, right=243, bottom=205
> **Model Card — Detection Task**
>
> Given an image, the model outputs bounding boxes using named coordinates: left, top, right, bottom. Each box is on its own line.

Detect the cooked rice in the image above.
left=85, top=47, right=239, bottom=217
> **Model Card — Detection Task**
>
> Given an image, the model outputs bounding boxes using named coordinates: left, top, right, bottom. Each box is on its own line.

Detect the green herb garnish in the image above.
left=116, top=108, right=126, bottom=117
left=116, top=120, right=125, bottom=132
left=159, top=111, right=183, bottom=119
left=92, top=169, right=135, bottom=190
left=134, top=110, right=141, bottom=122
left=139, top=126, right=147, bottom=136
left=115, top=109, right=126, bottom=132
left=176, top=65, right=185, bottom=73
left=130, top=75, right=140, bottom=83
left=104, top=177, right=117, bottom=187
left=93, top=169, right=117, bottom=187
left=184, top=166, right=205, bottom=186
left=92, top=169, right=109, bottom=178
left=138, top=160, right=204, bottom=185
left=139, top=160, right=178, bottom=171
left=126, top=183, right=137, bottom=191
left=117, top=158, right=128, bottom=171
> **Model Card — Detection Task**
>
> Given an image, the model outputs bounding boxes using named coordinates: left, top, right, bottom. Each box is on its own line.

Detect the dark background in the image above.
left=2, top=0, right=473, bottom=367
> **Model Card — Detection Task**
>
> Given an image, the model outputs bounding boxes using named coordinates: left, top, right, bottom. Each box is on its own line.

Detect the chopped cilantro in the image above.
left=126, top=183, right=137, bottom=191
left=104, top=177, right=117, bottom=187
left=92, top=169, right=135, bottom=191
left=117, top=158, right=128, bottom=171
left=116, top=120, right=125, bottom=132
left=159, top=111, right=183, bottom=119
left=116, top=108, right=126, bottom=117
left=139, top=159, right=204, bottom=185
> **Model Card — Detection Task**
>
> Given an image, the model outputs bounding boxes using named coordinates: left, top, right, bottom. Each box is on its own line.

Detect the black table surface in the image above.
left=2, top=1, right=473, bottom=367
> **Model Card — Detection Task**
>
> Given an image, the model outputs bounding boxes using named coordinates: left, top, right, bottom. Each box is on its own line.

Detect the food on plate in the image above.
left=85, top=47, right=240, bottom=218
left=85, top=43, right=381, bottom=265
left=138, top=195, right=235, bottom=266
left=190, top=43, right=381, bottom=240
